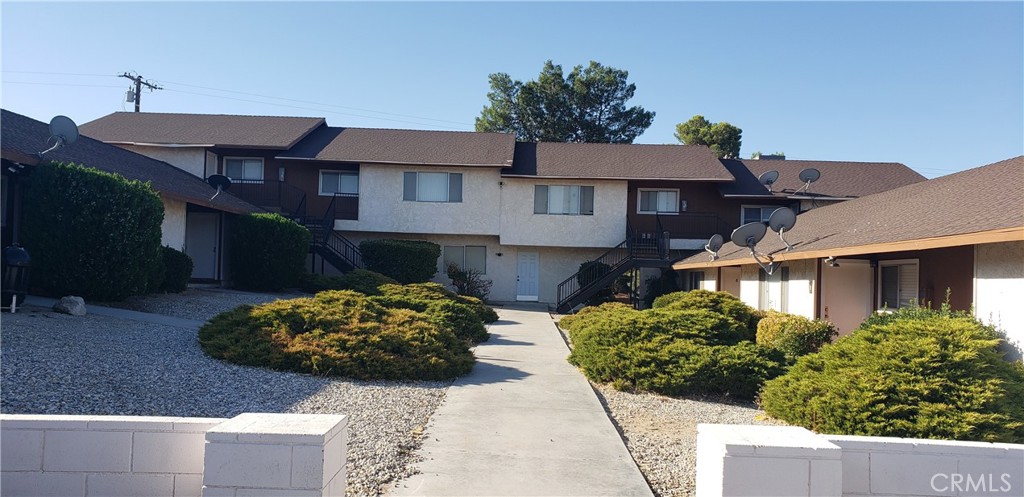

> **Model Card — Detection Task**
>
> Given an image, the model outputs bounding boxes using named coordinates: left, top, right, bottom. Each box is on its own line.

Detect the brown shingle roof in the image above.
left=721, top=159, right=926, bottom=198
left=80, top=112, right=325, bottom=149
left=506, top=142, right=732, bottom=180
left=2, top=109, right=261, bottom=214
left=280, top=126, right=516, bottom=167
left=675, top=156, right=1024, bottom=268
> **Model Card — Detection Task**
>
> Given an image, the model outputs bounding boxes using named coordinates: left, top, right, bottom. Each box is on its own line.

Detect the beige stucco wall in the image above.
left=975, top=241, right=1024, bottom=347
left=498, top=177, right=627, bottom=248
left=334, top=165, right=501, bottom=236
left=738, top=265, right=761, bottom=309
left=160, top=197, right=187, bottom=250
left=119, top=145, right=208, bottom=178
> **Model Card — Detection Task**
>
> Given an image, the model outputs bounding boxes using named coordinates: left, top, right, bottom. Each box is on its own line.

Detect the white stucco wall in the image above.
left=498, top=177, right=627, bottom=248
left=161, top=197, right=187, bottom=250
left=334, top=165, right=501, bottom=236
left=739, top=265, right=761, bottom=309
left=784, top=259, right=817, bottom=319
left=975, top=241, right=1024, bottom=348
left=118, top=145, right=208, bottom=178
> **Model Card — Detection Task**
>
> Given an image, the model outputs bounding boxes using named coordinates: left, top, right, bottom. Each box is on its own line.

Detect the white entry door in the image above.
left=516, top=252, right=539, bottom=301
left=185, top=212, right=220, bottom=280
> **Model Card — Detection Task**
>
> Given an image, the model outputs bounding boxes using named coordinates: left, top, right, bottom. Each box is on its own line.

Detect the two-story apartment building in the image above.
left=80, top=111, right=925, bottom=308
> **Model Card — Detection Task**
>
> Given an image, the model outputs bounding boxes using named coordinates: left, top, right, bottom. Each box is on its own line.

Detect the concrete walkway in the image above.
left=391, top=307, right=653, bottom=497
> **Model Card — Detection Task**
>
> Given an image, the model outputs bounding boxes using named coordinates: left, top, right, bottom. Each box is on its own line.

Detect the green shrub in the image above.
left=229, top=213, right=311, bottom=291
left=198, top=290, right=475, bottom=380
left=652, top=290, right=757, bottom=340
left=298, top=269, right=397, bottom=295
left=160, top=246, right=193, bottom=293
left=21, top=162, right=164, bottom=301
left=577, top=260, right=614, bottom=305
left=643, top=270, right=681, bottom=308
left=565, top=302, right=785, bottom=400
left=761, top=312, right=1024, bottom=443
left=370, top=283, right=495, bottom=343
left=359, top=239, right=440, bottom=284
left=756, top=311, right=837, bottom=361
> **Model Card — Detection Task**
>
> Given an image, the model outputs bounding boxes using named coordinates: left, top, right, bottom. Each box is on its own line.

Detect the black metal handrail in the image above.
left=555, top=239, right=632, bottom=307
left=323, top=231, right=363, bottom=269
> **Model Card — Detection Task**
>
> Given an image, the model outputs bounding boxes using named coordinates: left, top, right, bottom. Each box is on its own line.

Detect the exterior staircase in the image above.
left=231, top=180, right=363, bottom=273
left=555, top=229, right=673, bottom=314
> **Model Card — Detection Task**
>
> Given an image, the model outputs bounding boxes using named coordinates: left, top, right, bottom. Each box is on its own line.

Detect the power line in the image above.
left=2, top=81, right=123, bottom=89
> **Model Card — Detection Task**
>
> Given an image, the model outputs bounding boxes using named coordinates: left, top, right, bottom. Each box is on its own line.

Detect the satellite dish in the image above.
left=730, top=222, right=767, bottom=249
left=797, top=168, right=821, bottom=193
left=207, top=174, right=232, bottom=200
left=767, top=207, right=797, bottom=251
left=37, top=115, right=79, bottom=158
left=758, top=170, right=780, bottom=192
left=705, top=234, right=724, bottom=261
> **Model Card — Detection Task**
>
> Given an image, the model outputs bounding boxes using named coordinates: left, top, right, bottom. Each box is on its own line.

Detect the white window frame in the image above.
left=404, top=171, right=462, bottom=203
left=877, top=259, right=919, bottom=311
left=318, top=170, right=359, bottom=197
left=534, top=185, right=595, bottom=216
left=223, top=157, right=264, bottom=182
left=637, top=188, right=681, bottom=215
left=741, top=204, right=780, bottom=225
left=443, top=245, right=487, bottom=274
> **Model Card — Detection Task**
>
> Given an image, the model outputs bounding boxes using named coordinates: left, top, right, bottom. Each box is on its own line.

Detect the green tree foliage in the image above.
left=674, top=115, right=743, bottom=159
left=21, top=162, right=163, bottom=301
left=199, top=290, right=475, bottom=380
left=229, top=213, right=312, bottom=291
left=359, top=239, right=441, bottom=284
left=761, top=309, right=1024, bottom=443
left=476, top=60, right=655, bottom=143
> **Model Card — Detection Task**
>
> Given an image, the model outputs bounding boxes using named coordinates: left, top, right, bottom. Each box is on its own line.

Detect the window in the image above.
left=320, top=171, right=359, bottom=196
left=224, top=158, right=263, bottom=181
left=686, top=271, right=705, bottom=291
left=879, top=260, right=919, bottom=310
left=443, top=245, right=486, bottom=274
left=741, top=205, right=779, bottom=225
left=534, top=185, right=594, bottom=215
left=403, top=172, right=462, bottom=202
left=638, top=189, right=680, bottom=214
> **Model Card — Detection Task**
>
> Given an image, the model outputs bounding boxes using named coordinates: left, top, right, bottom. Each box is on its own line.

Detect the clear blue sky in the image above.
left=2, top=1, right=1021, bottom=178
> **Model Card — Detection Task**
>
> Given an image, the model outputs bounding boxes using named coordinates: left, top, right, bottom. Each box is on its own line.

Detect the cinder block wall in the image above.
left=1, top=414, right=226, bottom=497
left=697, top=424, right=1024, bottom=497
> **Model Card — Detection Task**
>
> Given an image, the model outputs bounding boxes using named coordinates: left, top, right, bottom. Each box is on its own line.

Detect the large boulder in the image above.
left=53, top=296, right=87, bottom=316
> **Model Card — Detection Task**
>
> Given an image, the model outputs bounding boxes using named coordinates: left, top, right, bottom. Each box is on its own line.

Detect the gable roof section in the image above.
left=2, top=109, right=261, bottom=214
left=720, top=159, right=926, bottom=199
left=505, top=142, right=733, bottom=180
left=80, top=112, right=325, bottom=149
left=280, top=126, right=516, bottom=167
left=675, top=156, right=1024, bottom=269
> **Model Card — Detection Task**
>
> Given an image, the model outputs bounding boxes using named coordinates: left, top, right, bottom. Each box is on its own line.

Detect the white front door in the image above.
left=185, top=212, right=220, bottom=280
left=516, top=252, right=539, bottom=301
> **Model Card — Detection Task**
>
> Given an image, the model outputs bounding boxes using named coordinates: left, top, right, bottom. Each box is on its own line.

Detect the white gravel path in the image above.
left=1, top=289, right=448, bottom=497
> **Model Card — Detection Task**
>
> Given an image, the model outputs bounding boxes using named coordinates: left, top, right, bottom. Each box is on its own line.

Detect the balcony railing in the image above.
left=630, top=212, right=734, bottom=240
left=230, top=179, right=307, bottom=218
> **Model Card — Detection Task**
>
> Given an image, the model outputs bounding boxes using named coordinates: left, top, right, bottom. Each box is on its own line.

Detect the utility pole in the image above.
left=119, top=72, right=162, bottom=112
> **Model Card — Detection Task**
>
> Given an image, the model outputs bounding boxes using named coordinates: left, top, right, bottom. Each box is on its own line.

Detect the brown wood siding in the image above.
left=276, top=160, right=359, bottom=220
left=877, top=245, right=974, bottom=311
left=626, top=180, right=787, bottom=238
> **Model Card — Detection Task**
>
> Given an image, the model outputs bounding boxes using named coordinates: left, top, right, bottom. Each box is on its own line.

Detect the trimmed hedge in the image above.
left=21, top=162, right=164, bottom=301
left=160, top=246, right=194, bottom=293
left=756, top=311, right=837, bottom=361
left=199, top=290, right=474, bottom=380
left=761, top=309, right=1024, bottom=443
left=652, top=290, right=757, bottom=340
left=298, top=269, right=397, bottom=295
left=563, top=303, right=785, bottom=400
left=370, top=283, right=497, bottom=343
left=229, top=213, right=311, bottom=291
left=359, top=239, right=440, bottom=284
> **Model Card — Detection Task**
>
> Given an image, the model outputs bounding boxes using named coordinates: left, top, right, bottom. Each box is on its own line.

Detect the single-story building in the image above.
left=672, top=156, right=1024, bottom=347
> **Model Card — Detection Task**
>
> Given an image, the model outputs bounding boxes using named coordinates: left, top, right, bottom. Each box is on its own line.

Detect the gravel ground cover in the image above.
left=1, top=289, right=448, bottom=497
left=553, top=314, right=784, bottom=497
